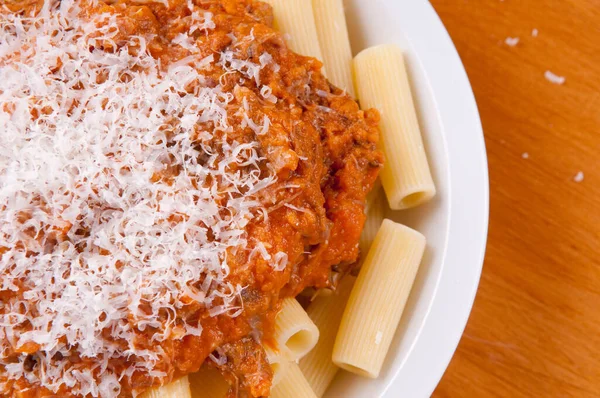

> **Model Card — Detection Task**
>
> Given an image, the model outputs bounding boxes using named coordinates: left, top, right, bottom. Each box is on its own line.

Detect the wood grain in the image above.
left=429, top=1, right=600, bottom=397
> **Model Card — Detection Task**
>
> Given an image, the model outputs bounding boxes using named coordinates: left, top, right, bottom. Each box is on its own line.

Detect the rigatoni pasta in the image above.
left=263, top=0, right=325, bottom=65
left=274, top=298, right=320, bottom=360
left=270, top=362, right=317, bottom=398
left=311, top=0, right=355, bottom=96
left=299, top=276, right=356, bottom=398
left=364, top=178, right=382, bottom=215
left=189, top=367, right=229, bottom=398
left=139, top=376, right=192, bottom=398
left=332, top=220, right=426, bottom=378
left=354, top=44, right=436, bottom=210
left=359, top=187, right=386, bottom=258
left=264, top=344, right=290, bottom=387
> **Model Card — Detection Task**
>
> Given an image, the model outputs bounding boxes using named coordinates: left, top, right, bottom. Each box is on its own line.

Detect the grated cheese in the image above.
left=544, top=71, right=566, bottom=85
left=0, top=1, right=281, bottom=396
left=504, top=37, right=520, bottom=47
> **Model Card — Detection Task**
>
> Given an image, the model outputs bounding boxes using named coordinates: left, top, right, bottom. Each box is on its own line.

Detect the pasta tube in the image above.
left=274, top=298, right=319, bottom=360
left=311, top=0, right=354, bottom=96
left=359, top=187, right=386, bottom=258
left=332, top=219, right=426, bottom=378
left=189, top=367, right=229, bottom=398
left=263, top=0, right=324, bottom=64
left=270, top=362, right=317, bottom=398
left=299, top=276, right=355, bottom=397
left=363, top=178, right=382, bottom=215
left=354, top=45, right=436, bottom=210
left=264, top=344, right=290, bottom=387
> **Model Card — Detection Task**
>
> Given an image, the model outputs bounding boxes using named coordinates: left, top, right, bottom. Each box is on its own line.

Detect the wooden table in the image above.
left=429, top=1, right=600, bottom=396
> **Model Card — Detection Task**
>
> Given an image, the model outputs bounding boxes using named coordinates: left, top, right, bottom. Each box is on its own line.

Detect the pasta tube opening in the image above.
left=265, top=345, right=290, bottom=387
left=274, top=298, right=320, bottom=360
left=270, top=362, right=317, bottom=398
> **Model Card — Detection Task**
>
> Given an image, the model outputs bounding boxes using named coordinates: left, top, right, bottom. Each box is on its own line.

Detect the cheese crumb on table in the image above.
left=544, top=71, right=566, bottom=85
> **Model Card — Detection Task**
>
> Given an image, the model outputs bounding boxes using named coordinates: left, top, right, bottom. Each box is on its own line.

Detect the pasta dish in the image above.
left=0, top=0, right=435, bottom=397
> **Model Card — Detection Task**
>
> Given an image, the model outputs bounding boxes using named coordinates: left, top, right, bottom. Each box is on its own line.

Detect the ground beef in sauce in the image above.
left=0, top=0, right=382, bottom=396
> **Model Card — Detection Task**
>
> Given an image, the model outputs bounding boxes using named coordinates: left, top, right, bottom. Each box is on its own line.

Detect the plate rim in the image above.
left=379, top=1, right=489, bottom=396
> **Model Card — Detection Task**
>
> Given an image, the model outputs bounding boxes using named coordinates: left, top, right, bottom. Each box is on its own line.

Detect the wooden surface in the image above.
left=429, top=1, right=600, bottom=397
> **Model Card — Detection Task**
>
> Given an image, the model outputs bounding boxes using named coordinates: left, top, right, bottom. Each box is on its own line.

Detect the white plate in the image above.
left=325, top=1, right=489, bottom=397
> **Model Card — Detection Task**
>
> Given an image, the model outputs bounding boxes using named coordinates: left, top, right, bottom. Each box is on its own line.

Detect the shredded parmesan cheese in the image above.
left=504, top=37, right=520, bottom=47
left=0, top=1, right=279, bottom=396
left=545, top=71, right=566, bottom=85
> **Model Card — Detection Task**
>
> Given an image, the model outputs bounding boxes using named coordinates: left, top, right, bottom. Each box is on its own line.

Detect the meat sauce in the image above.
left=0, top=0, right=382, bottom=396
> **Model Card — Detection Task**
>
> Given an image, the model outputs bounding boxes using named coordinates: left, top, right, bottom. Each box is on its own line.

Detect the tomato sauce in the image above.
left=1, top=1, right=382, bottom=396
